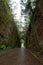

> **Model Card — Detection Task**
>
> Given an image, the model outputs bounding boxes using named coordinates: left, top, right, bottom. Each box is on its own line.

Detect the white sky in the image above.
left=9, top=0, right=27, bottom=32
left=9, top=0, right=35, bottom=47
left=9, top=0, right=35, bottom=30
left=9, top=0, right=27, bottom=48
left=9, top=0, right=35, bottom=21
left=9, top=0, right=21, bottom=21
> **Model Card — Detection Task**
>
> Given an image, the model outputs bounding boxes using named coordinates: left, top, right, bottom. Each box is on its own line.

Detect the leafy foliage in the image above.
left=0, top=0, right=21, bottom=49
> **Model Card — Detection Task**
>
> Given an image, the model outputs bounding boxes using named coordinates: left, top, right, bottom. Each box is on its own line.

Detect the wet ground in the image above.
left=0, top=48, right=43, bottom=65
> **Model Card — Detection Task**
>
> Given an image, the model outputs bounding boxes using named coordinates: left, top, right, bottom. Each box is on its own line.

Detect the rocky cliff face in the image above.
left=0, top=0, right=21, bottom=47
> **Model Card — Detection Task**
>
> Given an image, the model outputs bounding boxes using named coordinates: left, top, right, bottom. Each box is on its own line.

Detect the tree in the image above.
left=25, top=0, right=43, bottom=55
left=0, top=0, right=21, bottom=49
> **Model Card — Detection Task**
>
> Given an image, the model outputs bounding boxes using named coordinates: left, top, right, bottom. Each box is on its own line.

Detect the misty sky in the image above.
left=9, top=0, right=36, bottom=47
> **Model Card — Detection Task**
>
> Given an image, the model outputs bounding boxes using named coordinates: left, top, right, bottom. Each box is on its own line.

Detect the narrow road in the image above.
left=0, top=48, right=43, bottom=65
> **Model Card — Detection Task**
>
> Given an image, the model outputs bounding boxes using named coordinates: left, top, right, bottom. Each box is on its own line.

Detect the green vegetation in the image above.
left=0, top=0, right=43, bottom=58
left=0, top=0, right=21, bottom=48
left=0, top=44, right=19, bottom=50
left=25, top=0, right=43, bottom=56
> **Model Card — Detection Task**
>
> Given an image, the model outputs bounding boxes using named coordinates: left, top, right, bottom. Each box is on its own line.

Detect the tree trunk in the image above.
left=26, top=0, right=43, bottom=52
